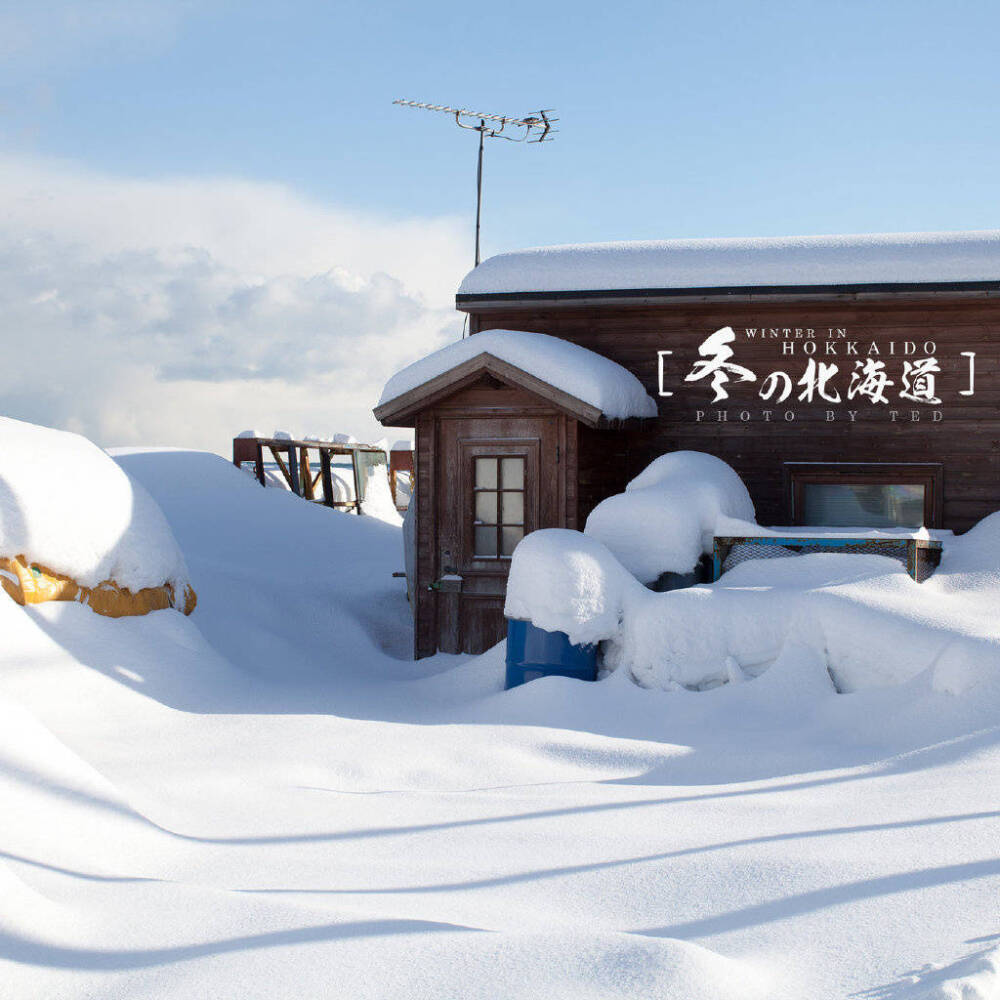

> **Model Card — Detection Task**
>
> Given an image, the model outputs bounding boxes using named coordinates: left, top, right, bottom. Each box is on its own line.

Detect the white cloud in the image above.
left=0, top=1, right=201, bottom=73
left=0, top=154, right=470, bottom=454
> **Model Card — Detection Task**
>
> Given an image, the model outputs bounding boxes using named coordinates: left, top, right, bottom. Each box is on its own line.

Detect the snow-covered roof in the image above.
left=375, top=329, right=658, bottom=424
left=457, top=229, right=1000, bottom=298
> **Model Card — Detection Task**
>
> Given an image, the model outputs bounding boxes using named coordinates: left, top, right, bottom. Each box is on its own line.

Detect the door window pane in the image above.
left=475, top=458, right=498, bottom=489
left=802, top=483, right=925, bottom=528
left=501, top=526, right=524, bottom=556
left=471, top=454, right=528, bottom=559
left=501, top=458, right=524, bottom=489
left=475, top=492, right=498, bottom=524
left=475, top=526, right=499, bottom=557
left=501, top=491, right=524, bottom=525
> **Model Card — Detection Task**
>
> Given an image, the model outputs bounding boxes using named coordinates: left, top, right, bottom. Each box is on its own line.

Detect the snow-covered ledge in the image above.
left=374, top=329, right=658, bottom=426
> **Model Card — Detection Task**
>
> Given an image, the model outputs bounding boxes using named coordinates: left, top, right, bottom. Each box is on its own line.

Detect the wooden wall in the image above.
left=412, top=379, right=578, bottom=658
left=470, top=295, right=1000, bottom=531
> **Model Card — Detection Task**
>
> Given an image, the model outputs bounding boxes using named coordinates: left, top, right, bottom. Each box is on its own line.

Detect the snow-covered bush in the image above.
left=584, top=451, right=755, bottom=583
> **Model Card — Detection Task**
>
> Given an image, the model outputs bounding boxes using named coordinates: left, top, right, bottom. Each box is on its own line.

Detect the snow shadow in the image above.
left=634, top=859, right=1000, bottom=941
left=849, top=937, right=1000, bottom=998
left=227, top=809, right=999, bottom=894
left=1, top=917, right=482, bottom=972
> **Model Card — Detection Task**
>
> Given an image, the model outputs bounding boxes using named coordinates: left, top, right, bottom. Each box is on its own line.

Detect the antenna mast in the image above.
left=393, top=99, right=557, bottom=268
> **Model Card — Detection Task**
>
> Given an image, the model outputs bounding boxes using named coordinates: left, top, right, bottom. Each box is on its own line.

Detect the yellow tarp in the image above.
left=0, top=555, right=196, bottom=618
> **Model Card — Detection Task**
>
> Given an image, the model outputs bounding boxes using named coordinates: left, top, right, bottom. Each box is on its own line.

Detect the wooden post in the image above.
left=351, top=450, right=363, bottom=515
left=300, top=447, right=314, bottom=499
left=288, top=446, right=300, bottom=496
left=320, top=449, right=334, bottom=507
left=254, top=441, right=265, bottom=486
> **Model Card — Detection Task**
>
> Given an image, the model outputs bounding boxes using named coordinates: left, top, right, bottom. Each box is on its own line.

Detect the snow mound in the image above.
left=440, top=930, right=773, bottom=1000
left=0, top=417, right=190, bottom=593
left=378, top=329, right=658, bottom=421
left=616, top=544, right=1000, bottom=694
left=505, top=529, right=644, bottom=645
left=458, top=229, right=1000, bottom=295
left=585, top=451, right=755, bottom=582
left=509, top=454, right=1000, bottom=695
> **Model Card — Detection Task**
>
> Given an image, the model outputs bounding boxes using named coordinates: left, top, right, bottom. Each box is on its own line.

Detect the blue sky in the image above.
left=1, top=0, right=998, bottom=450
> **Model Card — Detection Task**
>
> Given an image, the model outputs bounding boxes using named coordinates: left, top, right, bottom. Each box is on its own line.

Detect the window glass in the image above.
left=472, top=456, right=527, bottom=558
left=802, top=483, right=925, bottom=528
left=501, top=491, right=524, bottom=525
left=475, top=492, right=498, bottom=524
left=475, top=458, right=498, bottom=490
left=501, top=457, right=524, bottom=490
left=501, top=526, right=524, bottom=556
left=475, top=526, right=499, bottom=558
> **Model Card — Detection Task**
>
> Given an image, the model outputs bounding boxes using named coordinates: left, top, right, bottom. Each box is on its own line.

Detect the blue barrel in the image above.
left=505, top=619, right=597, bottom=689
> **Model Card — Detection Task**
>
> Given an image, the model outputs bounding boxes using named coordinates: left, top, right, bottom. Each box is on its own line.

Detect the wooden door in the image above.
left=435, top=414, right=562, bottom=654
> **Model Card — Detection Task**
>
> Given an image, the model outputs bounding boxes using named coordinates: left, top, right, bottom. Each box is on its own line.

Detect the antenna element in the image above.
left=393, top=99, right=558, bottom=269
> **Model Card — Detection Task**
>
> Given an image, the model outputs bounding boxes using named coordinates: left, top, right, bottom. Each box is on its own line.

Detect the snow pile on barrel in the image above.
left=504, top=529, right=643, bottom=646
left=585, top=451, right=756, bottom=582
left=378, top=329, right=658, bottom=421
left=0, top=417, right=191, bottom=596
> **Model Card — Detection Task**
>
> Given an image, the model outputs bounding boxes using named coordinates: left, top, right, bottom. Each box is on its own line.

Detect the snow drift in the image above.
left=1, top=445, right=999, bottom=1000
left=507, top=451, right=1000, bottom=696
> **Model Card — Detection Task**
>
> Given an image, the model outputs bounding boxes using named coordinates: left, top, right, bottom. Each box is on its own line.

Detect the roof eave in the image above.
left=456, top=280, right=1000, bottom=312
left=373, top=351, right=607, bottom=429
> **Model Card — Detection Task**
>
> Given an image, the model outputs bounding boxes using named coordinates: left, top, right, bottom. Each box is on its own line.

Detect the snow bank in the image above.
left=458, top=229, right=1000, bottom=295
left=3, top=445, right=1000, bottom=1000
left=615, top=536, right=1000, bottom=693
left=0, top=417, right=189, bottom=593
left=508, top=452, right=1000, bottom=696
left=505, top=529, right=644, bottom=645
left=586, top=451, right=755, bottom=582
left=378, top=329, right=658, bottom=421
left=360, top=463, right=403, bottom=525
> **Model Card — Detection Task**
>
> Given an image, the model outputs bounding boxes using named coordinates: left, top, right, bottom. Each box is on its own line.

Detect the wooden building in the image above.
left=376, top=231, right=1000, bottom=658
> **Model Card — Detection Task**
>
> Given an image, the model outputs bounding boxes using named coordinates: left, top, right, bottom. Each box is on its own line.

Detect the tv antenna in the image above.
left=393, top=99, right=557, bottom=268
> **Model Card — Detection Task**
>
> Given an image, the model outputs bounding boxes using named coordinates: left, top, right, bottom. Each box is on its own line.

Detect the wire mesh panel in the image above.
left=714, top=536, right=942, bottom=583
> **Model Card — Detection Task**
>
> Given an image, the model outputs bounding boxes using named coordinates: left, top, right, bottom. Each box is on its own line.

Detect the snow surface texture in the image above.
left=585, top=451, right=756, bottom=581
left=1, top=446, right=999, bottom=999
left=378, top=328, right=658, bottom=421
left=457, top=229, right=1000, bottom=295
left=0, top=417, right=189, bottom=592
